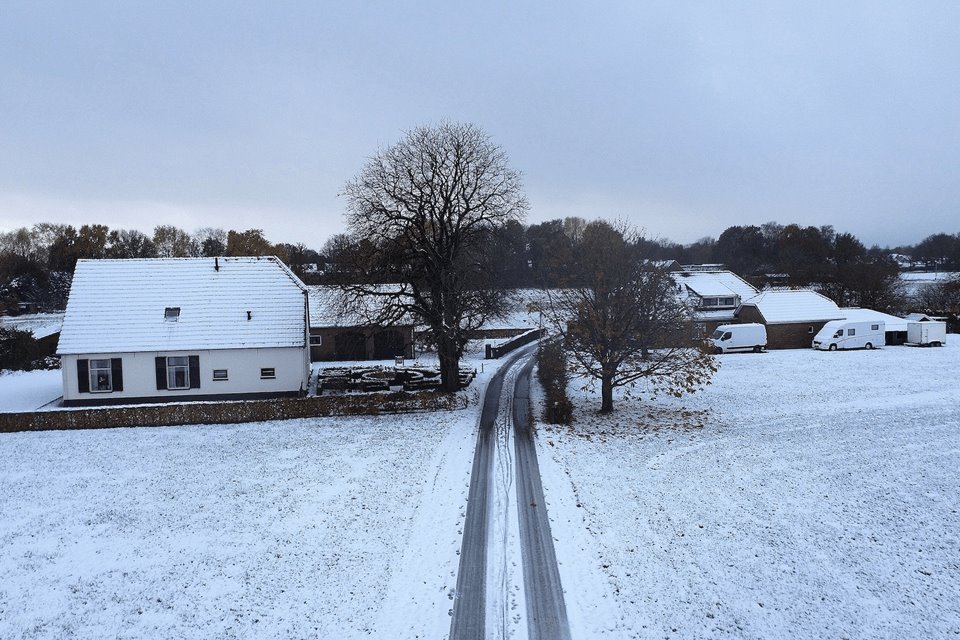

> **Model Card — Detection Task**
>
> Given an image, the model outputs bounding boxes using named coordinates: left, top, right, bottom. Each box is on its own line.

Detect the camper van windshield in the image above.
left=711, top=329, right=723, bottom=339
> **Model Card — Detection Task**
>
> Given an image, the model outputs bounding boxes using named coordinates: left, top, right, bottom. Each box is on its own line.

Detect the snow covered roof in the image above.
left=58, top=257, right=308, bottom=355
left=674, top=270, right=758, bottom=300
left=840, top=308, right=909, bottom=332
left=0, top=313, right=63, bottom=339
left=738, top=290, right=843, bottom=324
left=693, top=309, right=739, bottom=322
left=904, top=312, right=944, bottom=322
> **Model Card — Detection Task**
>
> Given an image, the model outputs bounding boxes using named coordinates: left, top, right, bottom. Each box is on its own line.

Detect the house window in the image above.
left=164, top=307, right=180, bottom=322
left=89, top=359, right=113, bottom=392
left=212, top=369, right=229, bottom=381
left=871, top=324, right=879, bottom=330
left=155, top=355, right=199, bottom=390
left=808, top=326, right=814, bottom=334
left=260, top=367, right=276, bottom=379
left=78, top=358, right=123, bottom=394
left=167, top=356, right=190, bottom=389
left=700, top=296, right=738, bottom=309
left=309, top=335, right=323, bottom=346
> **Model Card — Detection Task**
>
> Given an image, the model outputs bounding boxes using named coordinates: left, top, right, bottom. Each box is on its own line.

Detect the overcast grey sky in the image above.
left=2, top=1, right=958, bottom=249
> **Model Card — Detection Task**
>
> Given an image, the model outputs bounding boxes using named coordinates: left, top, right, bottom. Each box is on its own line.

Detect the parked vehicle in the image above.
left=709, top=323, right=767, bottom=353
left=812, top=320, right=885, bottom=351
left=905, top=321, right=947, bottom=347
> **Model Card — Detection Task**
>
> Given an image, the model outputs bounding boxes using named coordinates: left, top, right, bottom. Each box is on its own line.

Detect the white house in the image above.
left=58, top=257, right=310, bottom=406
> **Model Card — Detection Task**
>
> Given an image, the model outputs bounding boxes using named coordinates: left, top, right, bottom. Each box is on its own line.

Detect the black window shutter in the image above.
left=155, top=357, right=167, bottom=390
left=111, top=358, right=124, bottom=392
left=77, top=359, right=89, bottom=393
left=189, top=355, right=200, bottom=389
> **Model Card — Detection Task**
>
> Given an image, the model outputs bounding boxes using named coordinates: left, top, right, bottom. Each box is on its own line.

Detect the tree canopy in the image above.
left=341, top=122, right=528, bottom=391
left=545, top=220, right=717, bottom=413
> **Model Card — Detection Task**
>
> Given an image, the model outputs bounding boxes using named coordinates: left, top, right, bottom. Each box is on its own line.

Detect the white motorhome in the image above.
left=812, top=320, right=885, bottom=351
left=906, top=321, right=947, bottom=347
left=709, top=323, right=767, bottom=353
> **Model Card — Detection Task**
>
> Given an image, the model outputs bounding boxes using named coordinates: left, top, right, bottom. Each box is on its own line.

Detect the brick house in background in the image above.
left=735, top=290, right=844, bottom=349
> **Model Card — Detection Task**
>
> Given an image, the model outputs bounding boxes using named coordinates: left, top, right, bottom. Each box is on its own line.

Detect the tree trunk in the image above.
left=438, top=338, right=461, bottom=392
left=600, top=374, right=614, bottom=413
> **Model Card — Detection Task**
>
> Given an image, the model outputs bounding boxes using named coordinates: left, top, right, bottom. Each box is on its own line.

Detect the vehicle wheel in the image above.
left=865, top=342, right=873, bottom=350
left=932, top=341, right=942, bottom=347
left=829, top=344, right=837, bottom=351
left=753, top=345, right=762, bottom=353
left=714, top=347, right=723, bottom=355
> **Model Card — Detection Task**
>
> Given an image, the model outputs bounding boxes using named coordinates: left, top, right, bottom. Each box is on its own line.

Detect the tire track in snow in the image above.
left=449, top=346, right=535, bottom=640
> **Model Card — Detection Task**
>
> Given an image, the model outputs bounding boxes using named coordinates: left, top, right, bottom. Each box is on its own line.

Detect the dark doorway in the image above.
left=373, top=329, right=405, bottom=360
left=335, top=331, right=367, bottom=360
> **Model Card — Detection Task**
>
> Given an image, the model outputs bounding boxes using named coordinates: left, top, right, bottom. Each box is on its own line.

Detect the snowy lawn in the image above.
left=537, top=344, right=960, bottom=639
left=0, top=409, right=480, bottom=639
left=0, top=369, right=63, bottom=412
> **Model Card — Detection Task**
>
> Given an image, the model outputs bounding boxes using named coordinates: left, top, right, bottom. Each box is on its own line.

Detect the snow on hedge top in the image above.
left=675, top=270, right=758, bottom=300
left=739, top=289, right=843, bottom=324
left=58, top=257, right=308, bottom=355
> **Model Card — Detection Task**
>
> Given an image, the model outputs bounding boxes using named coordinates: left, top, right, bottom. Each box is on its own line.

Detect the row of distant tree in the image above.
left=323, top=219, right=960, bottom=290
left=0, top=223, right=323, bottom=278
left=0, top=223, right=324, bottom=312
left=3, top=218, right=956, bottom=289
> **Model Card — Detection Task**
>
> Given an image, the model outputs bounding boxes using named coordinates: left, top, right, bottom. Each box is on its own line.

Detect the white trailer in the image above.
left=813, top=320, right=885, bottom=351
left=709, top=323, right=767, bottom=353
left=906, top=321, right=947, bottom=347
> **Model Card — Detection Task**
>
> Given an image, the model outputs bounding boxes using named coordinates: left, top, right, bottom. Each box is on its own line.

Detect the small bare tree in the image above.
left=341, top=122, right=528, bottom=391
left=546, top=220, right=716, bottom=413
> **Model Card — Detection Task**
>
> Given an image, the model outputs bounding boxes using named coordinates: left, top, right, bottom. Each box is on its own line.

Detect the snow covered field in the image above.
left=537, top=344, right=960, bottom=638
left=0, top=369, right=62, bottom=411
left=0, top=409, right=480, bottom=639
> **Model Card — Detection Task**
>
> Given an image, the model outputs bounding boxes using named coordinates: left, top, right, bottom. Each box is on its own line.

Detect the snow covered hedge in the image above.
left=0, top=391, right=466, bottom=433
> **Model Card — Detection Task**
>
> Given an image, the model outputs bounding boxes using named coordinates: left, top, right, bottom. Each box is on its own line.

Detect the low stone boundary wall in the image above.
left=0, top=391, right=467, bottom=433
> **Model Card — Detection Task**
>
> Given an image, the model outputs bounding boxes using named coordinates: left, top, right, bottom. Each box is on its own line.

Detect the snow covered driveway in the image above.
left=537, top=346, right=960, bottom=638
left=0, top=411, right=477, bottom=639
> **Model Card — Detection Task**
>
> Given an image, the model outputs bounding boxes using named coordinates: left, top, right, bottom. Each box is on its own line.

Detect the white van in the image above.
left=812, top=320, right=885, bottom=351
left=709, top=323, right=767, bottom=353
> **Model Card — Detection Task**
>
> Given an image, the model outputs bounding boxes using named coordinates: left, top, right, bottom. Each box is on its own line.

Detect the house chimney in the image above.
left=215, top=257, right=220, bottom=272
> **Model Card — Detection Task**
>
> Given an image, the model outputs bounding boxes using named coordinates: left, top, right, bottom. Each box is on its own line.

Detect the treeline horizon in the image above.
left=1, top=218, right=959, bottom=296
left=324, top=218, right=960, bottom=289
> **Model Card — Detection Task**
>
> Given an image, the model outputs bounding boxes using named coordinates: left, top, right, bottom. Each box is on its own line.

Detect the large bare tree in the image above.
left=546, top=220, right=716, bottom=413
left=342, top=122, right=528, bottom=391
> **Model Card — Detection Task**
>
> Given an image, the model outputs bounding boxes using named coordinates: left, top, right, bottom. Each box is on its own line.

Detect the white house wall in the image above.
left=62, top=347, right=308, bottom=404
